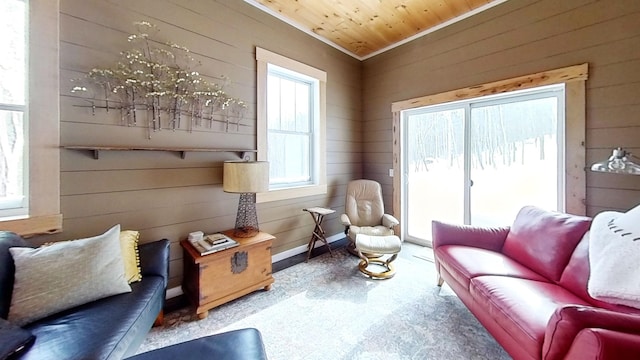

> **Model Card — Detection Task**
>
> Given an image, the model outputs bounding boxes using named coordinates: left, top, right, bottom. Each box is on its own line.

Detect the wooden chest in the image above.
left=181, top=230, right=274, bottom=319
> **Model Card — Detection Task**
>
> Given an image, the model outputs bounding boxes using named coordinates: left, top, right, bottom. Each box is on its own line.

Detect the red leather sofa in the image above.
left=432, top=206, right=640, bottom=360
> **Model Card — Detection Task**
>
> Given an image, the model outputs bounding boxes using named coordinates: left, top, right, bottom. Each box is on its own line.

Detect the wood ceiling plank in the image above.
left=252, top=0, right=502, bottom=57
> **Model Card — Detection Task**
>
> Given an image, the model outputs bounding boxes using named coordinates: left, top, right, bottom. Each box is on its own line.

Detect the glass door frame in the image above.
left=400, top=84, right=566, bottom=246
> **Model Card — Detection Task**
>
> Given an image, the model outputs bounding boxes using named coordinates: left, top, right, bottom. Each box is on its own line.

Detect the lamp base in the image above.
left=232, top=226, right=260, bottom=238
left=233, top=193, right=260, bottom=238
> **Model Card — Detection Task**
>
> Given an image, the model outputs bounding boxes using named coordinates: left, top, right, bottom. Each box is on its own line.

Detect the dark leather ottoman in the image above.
left=128, top=328, right=268, bottom=360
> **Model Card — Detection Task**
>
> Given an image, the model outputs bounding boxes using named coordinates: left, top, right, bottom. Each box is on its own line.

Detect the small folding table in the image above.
left=302, top=207, right=335, bottom=261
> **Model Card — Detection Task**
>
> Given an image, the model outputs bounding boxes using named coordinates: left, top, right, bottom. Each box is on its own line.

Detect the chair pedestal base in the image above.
left=358, top=254, right=398, bottom=279
left=355, top=234, right=402, bottom=280
left=346, top=238, right=359, bottom=256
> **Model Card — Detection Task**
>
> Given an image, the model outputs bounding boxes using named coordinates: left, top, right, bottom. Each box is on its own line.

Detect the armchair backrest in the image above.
left=344, top=179, right=385, bottom=227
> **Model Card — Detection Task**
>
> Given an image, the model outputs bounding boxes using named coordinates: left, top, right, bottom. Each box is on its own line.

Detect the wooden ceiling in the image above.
left=246, top=0, right=506, bottom=59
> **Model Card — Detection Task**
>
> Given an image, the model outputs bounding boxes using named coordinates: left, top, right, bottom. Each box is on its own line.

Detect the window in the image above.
left=256, top=48, right=327, bottom=202
left=0, top=0, right=61, bottom=236
left=391, top=63, right=588, bottom=240
left=0, top=0, right=27, bottom=218
left=401, top=85, right=565, bottom=244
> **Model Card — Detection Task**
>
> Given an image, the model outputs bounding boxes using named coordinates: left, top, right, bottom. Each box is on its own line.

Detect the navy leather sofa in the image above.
left=0, top=231, right=169, bottom=360
left=129, top=328, right=268, bottom=360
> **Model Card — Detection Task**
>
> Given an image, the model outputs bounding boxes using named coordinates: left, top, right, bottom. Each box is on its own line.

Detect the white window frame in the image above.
left=0, top=0, right=61, bottom=236
left=256, top=47, right=327, bottom=203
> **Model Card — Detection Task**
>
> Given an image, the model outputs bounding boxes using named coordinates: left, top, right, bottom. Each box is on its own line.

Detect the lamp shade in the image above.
left=223, top=161, right=269, bottom=193
left=590, top=148, right=640, bottom=175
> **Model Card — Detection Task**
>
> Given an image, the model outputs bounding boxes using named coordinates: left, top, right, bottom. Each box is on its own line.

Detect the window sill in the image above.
left=0, top=214, right=62, bottom=238
left=257, top=184, right=327, bottom=203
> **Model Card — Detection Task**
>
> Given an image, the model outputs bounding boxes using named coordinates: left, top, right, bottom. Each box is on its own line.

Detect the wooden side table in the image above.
left=303, top=207, right=335, bottom=261
left=181, top=230, right=275, bottom=319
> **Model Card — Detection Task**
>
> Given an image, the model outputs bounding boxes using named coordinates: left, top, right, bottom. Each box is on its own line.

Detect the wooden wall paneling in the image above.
left=364, top=2, right=622, bottom=100
left=588, top=82, right=640, bottom=110
left=54, top=0, right=362, bottom=293
left=61, top=122, right=256, bottom=148
left=363, top=0, right=588, bottom=84
left=587, top=171, right=640, bottom=192
left=59, top=198, right=238, bottom=235
left=326, top=139, right=362, bottom=154
left=588, top=59, right=640, bottom=89
left=326, top=126, right=361, bottom=143
left=587, top=188, right=640, bottom=211
left=588, top=103, right=640, bottom=131
left=62, top=186, right=225, bottom=218
left=587, top=127, right=640, bottom=149
left=62, top=0, right=254, bottom=62
left=61, top=167, right=221, bottom=195
left=60, top=147, right=237, bottom=171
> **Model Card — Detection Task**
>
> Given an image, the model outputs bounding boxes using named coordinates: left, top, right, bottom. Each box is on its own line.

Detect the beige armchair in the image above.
left=341, top=179, right=399, bottom=254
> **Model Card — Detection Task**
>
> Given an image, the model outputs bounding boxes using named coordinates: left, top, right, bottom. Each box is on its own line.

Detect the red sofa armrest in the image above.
left=431, top=220, right=509, bottom=252
left=564, top=328, right=640, bottom=360
left=543, top=305, right=640, bottom=360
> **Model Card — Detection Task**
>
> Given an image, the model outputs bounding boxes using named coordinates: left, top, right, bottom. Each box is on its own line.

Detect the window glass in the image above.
left=266, top=65, right=316, bottom=189
left=0, top=0, right=26, bottom=106
left=0, top=0, right=27, bottom=216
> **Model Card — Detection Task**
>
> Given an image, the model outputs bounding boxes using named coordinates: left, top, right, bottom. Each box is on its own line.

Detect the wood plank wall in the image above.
left=362, top=0, right=640, bottom=218
left=44, top=0, right=362, bottom=289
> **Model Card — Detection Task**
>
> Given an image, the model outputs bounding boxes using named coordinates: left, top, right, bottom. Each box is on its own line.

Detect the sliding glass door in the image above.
left=402, top=85, right=564, bottom=246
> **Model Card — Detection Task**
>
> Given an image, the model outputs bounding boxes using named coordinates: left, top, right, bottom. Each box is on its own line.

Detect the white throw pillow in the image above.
left=588, top=204, right=640, bottom=308
left=8, top=225, right=131, bottom=326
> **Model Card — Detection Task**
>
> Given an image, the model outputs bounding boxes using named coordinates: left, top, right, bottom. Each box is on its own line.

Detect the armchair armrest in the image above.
left=431, top=220, right=509, bottom=252
left=340, top=214, right=352, bottom=227
left=564, top=328, right=640, bottom=360
left=138, top=239, right=170, bottom=288
left=382, top=214, right=399, bottom=228
left=543, top=305, right=640, bottom=360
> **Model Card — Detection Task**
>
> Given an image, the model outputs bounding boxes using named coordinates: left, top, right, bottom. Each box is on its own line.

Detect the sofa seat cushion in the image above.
left=470, top=276, right=591, bottom=358
left=21, top=276, right=164, bottom=360
left=436, top=245, right=548, bottom=289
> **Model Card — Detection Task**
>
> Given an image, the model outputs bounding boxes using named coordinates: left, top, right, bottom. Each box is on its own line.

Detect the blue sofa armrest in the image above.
left=0, top=231, right=29, bottom=319
left=139, top=239, right=170, bottom=289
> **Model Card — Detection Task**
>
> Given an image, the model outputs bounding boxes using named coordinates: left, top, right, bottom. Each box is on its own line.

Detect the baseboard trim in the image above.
left=165, top=231, right=345, bottom=299
left=166, top=286, right=184, bottom=299
left=271, top=232, right=344, bottom=263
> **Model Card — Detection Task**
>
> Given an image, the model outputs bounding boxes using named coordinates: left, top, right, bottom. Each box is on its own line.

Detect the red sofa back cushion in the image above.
left=501, top=206, right=591, bottom=281
left=559, top=232, right=640, bottom=312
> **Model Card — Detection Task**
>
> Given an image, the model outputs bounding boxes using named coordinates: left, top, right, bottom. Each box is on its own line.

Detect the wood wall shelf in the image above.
left=63, top=145, right=256, bottom=160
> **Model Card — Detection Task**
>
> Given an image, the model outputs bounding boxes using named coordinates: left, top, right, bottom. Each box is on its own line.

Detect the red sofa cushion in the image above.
left=470, top=276, right=591, bottom=359
left=501, top=206, right=591, bottom=281
left=436, top=245, right=548, bottom=289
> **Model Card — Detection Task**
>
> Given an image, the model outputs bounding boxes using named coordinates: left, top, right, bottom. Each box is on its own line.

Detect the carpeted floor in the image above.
left=137, top=244, right=511, bottom=360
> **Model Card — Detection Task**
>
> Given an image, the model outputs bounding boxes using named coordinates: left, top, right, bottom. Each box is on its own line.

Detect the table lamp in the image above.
left=590, top=148, right=640, bottom=175
left=223, top=161, right=269, bottom=237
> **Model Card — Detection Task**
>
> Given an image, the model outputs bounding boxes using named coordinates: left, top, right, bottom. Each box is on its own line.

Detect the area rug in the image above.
left=137, top=246, right=510, bottom=360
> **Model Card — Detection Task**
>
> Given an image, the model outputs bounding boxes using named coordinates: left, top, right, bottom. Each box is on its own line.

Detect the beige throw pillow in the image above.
left=120, top=230, right=142, bottom=283
left=8, top=225, right=131, bottom=326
